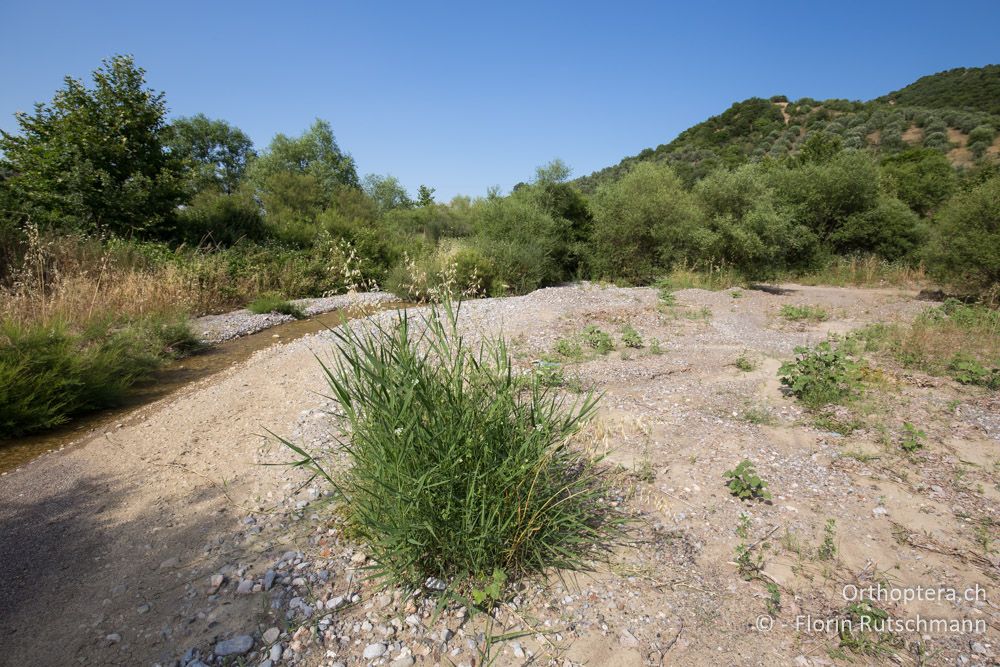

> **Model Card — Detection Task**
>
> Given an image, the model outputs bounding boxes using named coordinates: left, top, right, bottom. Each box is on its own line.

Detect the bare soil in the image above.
left=1, top=284, right=997, bottom=667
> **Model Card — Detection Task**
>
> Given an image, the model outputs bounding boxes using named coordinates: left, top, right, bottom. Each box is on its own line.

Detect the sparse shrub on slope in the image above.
left=282, top=303, right=624, bottom=590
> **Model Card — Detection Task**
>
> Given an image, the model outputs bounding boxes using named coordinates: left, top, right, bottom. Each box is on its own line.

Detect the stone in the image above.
left=214, top=635, right=254, bottom=657
left=236, top=579, right=254, bottom=595
left=262, top=627, right=280, bottom=644
left=209, top=574, right=224, bottom=593
left=619, top=629, right=640, bottom=648
left=326, top=595, right=346, bottom=610
left=391, top=655, right=415, bottom=667
left=872, top=507, right=889, bottom=517
left=405, top=614, right=421, bottom=627
left=159, top=557, right=179, bottom=570
left=105, top=633, right=121, bottom=644
left=263, top=570, right=276, bottom=591
left=363, top=643, right=387, bottom=659
left=269, top=644, right=283, bottom=662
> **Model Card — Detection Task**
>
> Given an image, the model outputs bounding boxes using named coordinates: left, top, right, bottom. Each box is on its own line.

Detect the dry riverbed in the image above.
left=0, top=284, right=997, bottom=667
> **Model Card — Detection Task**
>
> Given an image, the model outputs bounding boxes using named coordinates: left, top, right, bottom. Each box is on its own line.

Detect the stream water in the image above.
left=0, top=305, right=401, bottom=474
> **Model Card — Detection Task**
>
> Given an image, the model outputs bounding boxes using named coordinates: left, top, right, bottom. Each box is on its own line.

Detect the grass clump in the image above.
left=734, top=351, right=757, bottom=372
left=779, top=304, right=829, bottom=322
left=0, top=316, right=199, bottom=436
left=284, top=302, right=623, bottom=591
left=248, top=293, right=306, bottom=319
left=621, top=324, right=643, bottom=348
left=582, top=325, right=614, bottom=353
left=779, top=339, right=864, bottom=409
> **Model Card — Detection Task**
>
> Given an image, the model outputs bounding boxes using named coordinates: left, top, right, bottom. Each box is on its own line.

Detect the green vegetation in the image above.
left=2, top=56, right=999, bottom=439
left=817, top=519, right=837, bottom=560
left=247, top=294, right=306, bottom=319
left=724, top=459, right=772, bottom=501
left=582, top=325, right=615, bottom=354
left=779, top=304, right=829, bottom=322
left=879, top=65, right=1000, bottom=116
left=620, top=324, right=643, bottom=348
left=855, top=300, right=998, bottom=388
left=900, top=422, right=926, bottom=452
left=278, top=303, right=623, bottom=589
left=779, top=340, right=864, bottom=408
left=734, top=352, right=757, bottom=372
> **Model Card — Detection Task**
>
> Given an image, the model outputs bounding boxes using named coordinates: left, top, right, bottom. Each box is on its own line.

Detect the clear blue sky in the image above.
left=2, top=1, right=998, bottom=200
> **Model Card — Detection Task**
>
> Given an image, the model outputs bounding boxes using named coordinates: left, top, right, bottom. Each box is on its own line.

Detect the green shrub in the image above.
left=282, top=303, right=623, bottom=589
left=900, top=422, right=926, bottom=452
left=621, top=324, right=643, bottom=348
left=583, top=325, right=614, bottom=353
left=724, top=459, right=772, bottom=501
left=927, top=176, right=1000, bottom=297
left=779, top=340, right=863, bottom=408
left=247, top=293, right=306, bottom=319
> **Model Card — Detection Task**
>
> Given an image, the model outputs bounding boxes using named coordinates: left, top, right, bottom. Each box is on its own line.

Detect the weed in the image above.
left=554, top=337, right=583, bottom=359
left=814, top=411, right=863, bottom=435
left=838, top=600, right=899, bottom=657
left=766, top=582, right=781, bottom=615
left=974, top=518, right=995, bottom=554
left=724, top=459, right=772, bottom=501
left=779, top=340, right=864, bottom=409
left=533, top=361, right=565, bottom=388
left=648, top=338, right=664, bottom=355
left=276, top=301, right=626, bottom=590
left=742, top=406, right=776, bottom=425
left=734, top=352, right=756, bottom=372
left=817, top=519, right=837, bottom=561
left=949, top=353, right=1000, bottom=389
left=899, top=422, right=926, bottom=452
left=621, top=324, right=643, bottom=348
left=248, top=293, right=306, bottom=319
left=583, top=325, right=614, bottom=354
left=734, top=513, right=765, bottom=580
left=779, top=304, right=829, bottom=322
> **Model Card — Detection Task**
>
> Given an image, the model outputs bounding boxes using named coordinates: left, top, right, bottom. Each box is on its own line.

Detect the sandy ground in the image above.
left=0, top=284, right=997, bottom=667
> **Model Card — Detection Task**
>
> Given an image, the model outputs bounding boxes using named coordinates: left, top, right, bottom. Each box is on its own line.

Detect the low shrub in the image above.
left=779, top=340, right=863, bottom=408
left=281, top=302, right=624, bottom=590
left=780, top=304, right=830, bottom=322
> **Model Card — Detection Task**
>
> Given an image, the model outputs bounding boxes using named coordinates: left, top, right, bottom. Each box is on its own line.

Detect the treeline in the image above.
left=2, top=55, right=999, bottom=437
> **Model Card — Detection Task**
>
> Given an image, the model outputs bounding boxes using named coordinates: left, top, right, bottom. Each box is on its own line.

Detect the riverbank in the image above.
left=1, top=283, right=996, bottom=666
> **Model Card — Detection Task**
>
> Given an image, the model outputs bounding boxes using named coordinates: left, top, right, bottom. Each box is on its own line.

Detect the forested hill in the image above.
left=577, top=65, right=1000, bottom=192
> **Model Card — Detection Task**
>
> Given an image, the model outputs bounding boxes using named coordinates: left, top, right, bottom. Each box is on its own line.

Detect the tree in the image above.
left=362, top=174, right=412, bottom=214
left=880, top=148, right=956, bottom=216
left=927, top=176, right=1000, bottom=296
left=534, top=158, right=572, bottom=184
left=167, top=114, right=255, bottom=194
left=0, top=55, right=186, bottom=236
left=249, top=119, right=359, bottom=206
left=417, top=185, right=436, bottom=207
left=588, top=162, right=703, bottom=283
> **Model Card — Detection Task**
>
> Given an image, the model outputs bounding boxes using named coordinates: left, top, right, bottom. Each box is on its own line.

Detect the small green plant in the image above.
left=683, top=306, right=713, bottom=321
left=779, top=304, right=829, bottom=322
left=655, top=281, right=677, bottom=306
left=533, top=361, right=565, bottom=388
left=766, top=582, right=781, bottom=615
left=779, top=340, right=863, bottom=408
left=817, top=519, right=837, bottom=561
left=734, top=352, right=756, bottom=372
left=648, top=338, right=664, bottom=355
left=724, top=459, right=772, bottom=501
left=742, top=406, right=776, bottom=425
left=734, top=513, right=765, bottom=580
left=621, top=324, right=643, bottom=348
left=470, top=568, right=507, bottom=607
left=583, top=325, right=614, bottom=353
left=554, top=337, right=582, bottom=359
left=899, top=421, right=926, bottom=452
left=731, top=290, right=743, bottom=299
left=838, top=600, right=897, bottom=657
left=948, top=353, right=1000, bottom=389
left=974, top=518, right=995, bottom=554
left=248, top=293, right=306, bottom=319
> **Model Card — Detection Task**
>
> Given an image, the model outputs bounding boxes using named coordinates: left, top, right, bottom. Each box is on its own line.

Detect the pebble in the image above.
left=363, top=643, right=387, bottom=659
left=263, top=569, right=276, bottom=590
left=105, top=633, right=121, bottom=644
left=269, top=643, right=283, bottom=662
left=391, top=656, right=415, bottom=667
left=236, top=579, right=254, bottom=594
left=262, top=627, right=280, bottom=644
left=214, top=634, right=254, bottom=656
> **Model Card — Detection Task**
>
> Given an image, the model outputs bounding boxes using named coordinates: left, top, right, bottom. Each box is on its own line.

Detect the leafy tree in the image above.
left=535, top=158, right=572, bottom=184
left=362, top=174, right=413, bottom=214
left=588, top=162, right=703, bottom=283
left=249, top=119, right=359, bottom=206
left=880, top=148, right=956, bottom=215
left=0, top=55, right=186, bottom=236
left=927, top=176, right=1000, bottom=296
left=417, top=185, right=436, bottom=207
left=167, top=114, right=255, bottom=194
left=829, top=195, right=923, bottom=260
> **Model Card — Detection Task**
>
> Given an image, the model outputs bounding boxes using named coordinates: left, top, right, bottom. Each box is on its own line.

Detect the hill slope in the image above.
left=578, top=66, right=1000, bottom=192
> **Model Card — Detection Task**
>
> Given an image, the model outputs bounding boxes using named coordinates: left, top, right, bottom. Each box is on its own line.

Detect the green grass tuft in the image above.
left=248, top=293, right=306, bottom=319
left=279, top=302, right=625, bottom=592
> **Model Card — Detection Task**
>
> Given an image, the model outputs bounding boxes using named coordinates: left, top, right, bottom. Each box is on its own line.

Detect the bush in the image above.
left=879, top=148, right=957, bottom=215
left=927, top=176, right=1000, bottom=296
left=779, top=340, right=863, bottom=408
left=174, top=190, right=266, bottom=246
left=829, top=196, right=923, bottom=261
left=283, top=303, right=623, bottom=589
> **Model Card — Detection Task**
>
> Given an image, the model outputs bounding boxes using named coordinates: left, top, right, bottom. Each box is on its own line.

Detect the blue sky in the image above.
left=2, top=1, right=998, bottom=200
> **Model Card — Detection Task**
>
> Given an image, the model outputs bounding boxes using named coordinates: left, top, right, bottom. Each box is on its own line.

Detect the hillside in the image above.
left=578, top=65, right=1000, bottom=192
left=879, top=64, right=1000, bottom=115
